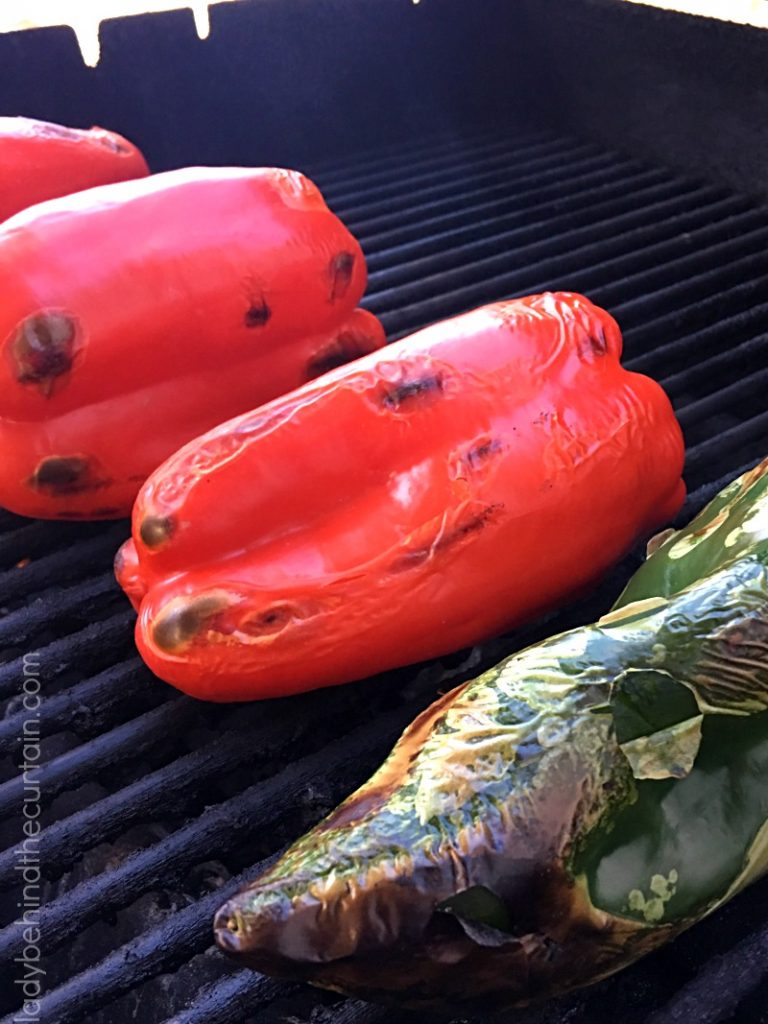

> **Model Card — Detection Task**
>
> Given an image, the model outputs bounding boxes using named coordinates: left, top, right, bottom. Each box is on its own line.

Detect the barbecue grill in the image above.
left=1, top=1, right=768, bottom=1021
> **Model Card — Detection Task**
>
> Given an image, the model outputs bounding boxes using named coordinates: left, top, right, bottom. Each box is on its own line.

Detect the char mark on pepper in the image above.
left=315, top=690, right=459, bottom=834
left=12, top=312, right=77, bottom=392
left=578, top=325, right=608, bottom=359
left=239, top=603, right=297, bottom=636
left=329, top=251, right=355, bottom=302
left=381, top=373, right=444, bottom=410
left=244, top=300, right=271, bottom=328
left=29, top=455, right=105, bottom=496
left=591, top=326, right=608, bottom=354
left=391, top=503, right=503, bottom=572
left=152, top=595, right=228, bottom=652
left=139, top=515, right=174, bottom=548
left=465, top=438, right=503, bottom=470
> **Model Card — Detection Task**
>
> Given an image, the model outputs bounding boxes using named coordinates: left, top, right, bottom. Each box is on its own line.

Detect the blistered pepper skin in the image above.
left=118, top=293, right=685, bottom=701
left=213, top=460, right=768, bottom=1012
left=0, top=166, right=382, bottom=519
left=0, top=117, right=149, bottom=222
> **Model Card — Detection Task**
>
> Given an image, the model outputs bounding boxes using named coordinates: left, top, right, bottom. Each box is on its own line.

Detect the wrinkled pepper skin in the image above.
left=214, top=459, right=768, bottom=1012
left=0, top=166, right=383, bottom=519
left=0, top=117, right=148, bottom=222
left=117, top=292, right=684, bottom=701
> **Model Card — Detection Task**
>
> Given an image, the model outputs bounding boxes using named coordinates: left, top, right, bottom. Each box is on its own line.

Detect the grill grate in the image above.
left=1, top=128, right=767, bottom=1024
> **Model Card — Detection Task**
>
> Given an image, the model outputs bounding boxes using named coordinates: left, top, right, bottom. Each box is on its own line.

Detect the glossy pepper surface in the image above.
left=0, top=166, right=383, bottom=519
left=117, top=292, right=685, bottom=700
left=214, top=458, right=768, bottom=1011
left=0, top=116, right=148, bottom=223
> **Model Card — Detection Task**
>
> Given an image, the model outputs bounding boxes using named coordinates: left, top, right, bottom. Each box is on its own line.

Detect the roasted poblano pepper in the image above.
left=214, top=459, right=768, bottom=1011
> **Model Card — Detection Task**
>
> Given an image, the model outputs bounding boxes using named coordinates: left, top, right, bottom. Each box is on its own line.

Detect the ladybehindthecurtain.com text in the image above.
left=13, top=651, right=44, bottom=1023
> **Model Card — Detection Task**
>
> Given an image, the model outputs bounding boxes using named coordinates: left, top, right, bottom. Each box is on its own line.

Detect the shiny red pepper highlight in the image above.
left=0, top=166, right=383, bottom=519
left=0, top=116, right=149, bottom=222
left=117, top=292, right=685, bottom=701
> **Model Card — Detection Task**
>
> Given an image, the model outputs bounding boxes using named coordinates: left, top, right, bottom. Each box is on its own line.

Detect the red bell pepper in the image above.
left=0, top=166, right=383, bottom=519
left=116, top=292, right=685, bottom=701
left=0, top=116, right=148, bottom=222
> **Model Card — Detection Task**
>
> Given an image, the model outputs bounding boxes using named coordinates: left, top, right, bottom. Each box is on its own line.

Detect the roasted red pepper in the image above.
left=0, top=167, right=383, bottom=519
left=116, top=292, right=685, bottom=701
left=0, top=117, right=148, bottom=222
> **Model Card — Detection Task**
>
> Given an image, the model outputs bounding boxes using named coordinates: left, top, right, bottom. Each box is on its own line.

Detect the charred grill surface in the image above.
left=0, top=129, right=767, bottom=1024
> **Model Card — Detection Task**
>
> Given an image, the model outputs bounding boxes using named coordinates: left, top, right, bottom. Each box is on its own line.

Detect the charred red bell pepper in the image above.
left=0, top=116, right=148, bottom=222
left=116, top=292, right=685, bottom=702
left=0, top=166, right=383, bottom=519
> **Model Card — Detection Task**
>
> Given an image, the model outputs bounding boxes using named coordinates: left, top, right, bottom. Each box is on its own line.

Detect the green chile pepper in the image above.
left=214, top=459, right=768, bottom=1012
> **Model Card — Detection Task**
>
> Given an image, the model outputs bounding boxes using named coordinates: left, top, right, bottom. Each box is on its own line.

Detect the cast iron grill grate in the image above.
left=0, top=127, right=767, bottom=1024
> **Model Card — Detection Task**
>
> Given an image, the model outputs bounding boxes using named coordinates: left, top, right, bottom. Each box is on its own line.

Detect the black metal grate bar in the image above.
left=1, top=127, right=767, bottom=1024
left=369, top=203, right=764, bottom=335
left=366, top=167, right=694, bottom=273
left=367, top=192, right=750, bottom=316
left=4, top=866, right=285, bottom=1024
left=0, top=658, right=162, bottom=756
left=333, top=140, right=606, bottom=224
left=311, top=124, right=528, bottom=191
left=0, top=526, right=126, bottom=606
left=360, top=161, right=678, bottom=262
left=647, top=925, right=768, bottom=1024
left=0, top=703, right=427, bottom=1024
left=354, top=150, right=653, bottom=244
left=164, top=974, right=289, bottom=1024
left=326, top=133, right=589, bottom=215
left=0, top=697, right=189, bottom=822
left=0, top=572, right=120, bottom=656
left=0, top=609, right=136, bottom=702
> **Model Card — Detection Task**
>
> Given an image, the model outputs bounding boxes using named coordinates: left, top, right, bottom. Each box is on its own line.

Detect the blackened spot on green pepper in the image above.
left=316, top=688, right=459, bottom=833
left=381, top=374, right=444, bottom=410
left=13, top=312, right=77, bottom=395
left=437, top=885, right=514, bottom=934
left=29, top=456, right=102, bottom=495
left=329, top=251, right=355, bottom=302
left=245, top=300, right=271, bottom=328
left=140, top=515, right=174, bottom=548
